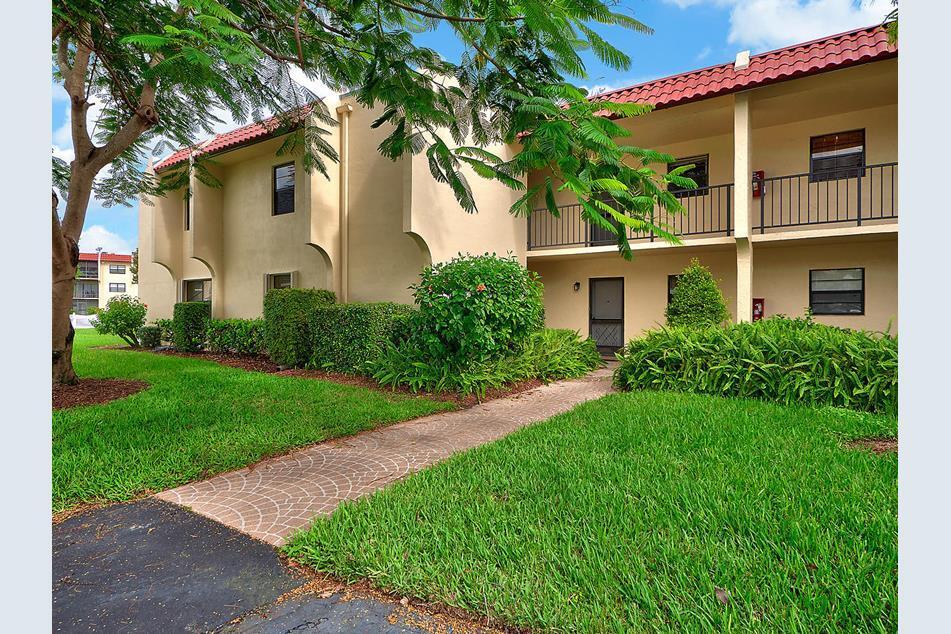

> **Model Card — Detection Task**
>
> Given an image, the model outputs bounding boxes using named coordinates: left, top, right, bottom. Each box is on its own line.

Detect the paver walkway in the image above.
left=158, top=368, right=613, bottom=545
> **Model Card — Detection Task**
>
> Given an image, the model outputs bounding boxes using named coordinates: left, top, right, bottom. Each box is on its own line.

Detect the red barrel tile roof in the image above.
left=78, top=252, right=133, bottom=263
left=593, top=24, right=894, bottom=111
left=154, top=26, right=894, bottom=170
left=154, top=106, right=312, bottom=171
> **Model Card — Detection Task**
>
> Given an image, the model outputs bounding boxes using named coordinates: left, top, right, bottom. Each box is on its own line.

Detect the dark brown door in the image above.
left=589, top=277, right=624, bottom=353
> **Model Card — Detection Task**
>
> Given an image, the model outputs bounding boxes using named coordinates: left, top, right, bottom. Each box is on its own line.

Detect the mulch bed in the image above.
left=846, top=437, right=897, bottom=454
left=53, top=378, right=149, bottom=411
left=152, top=348, right=544, bottom=407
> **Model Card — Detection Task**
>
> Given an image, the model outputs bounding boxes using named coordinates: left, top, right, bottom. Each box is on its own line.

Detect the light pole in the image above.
left=96, top=247, right=103, bottom=310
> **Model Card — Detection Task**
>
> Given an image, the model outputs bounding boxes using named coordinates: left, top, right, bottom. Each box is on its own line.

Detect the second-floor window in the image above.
left=667, top=155, right=709, bottom=197
left=109, top=264, right=126, bottom=274
left=74, top=280, right=98, bottom=299
left=184, top=190, right=191, bottom=231
left=109, top=283, right=126, bottom=293
left=273, top=163, right=295, bottom=215
left=810, top=130, right=865, bottom=182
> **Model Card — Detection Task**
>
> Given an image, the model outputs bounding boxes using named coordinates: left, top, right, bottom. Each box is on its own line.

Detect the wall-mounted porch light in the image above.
left=573, top=281, right=581, bottom=292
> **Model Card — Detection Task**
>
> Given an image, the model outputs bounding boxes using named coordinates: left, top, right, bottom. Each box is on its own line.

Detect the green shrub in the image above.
left=263, top=288, right=336, bottom=367
left=369, top=328, right=601, bottom=397
left=665, top=258, right=730, bottom=327
left=309, top=303, right=417, bottom=373
left=206, top=319, right=266, bottom=355
left=522, top=328, right=603, bottom=381
left=412, top=253, right=544, bottom=365
left=613, top=316, right=898, bottom=413
left=155, top=319, right=174, bottom=343
left=172, top=302, right=212, bottom=352
left=93, top=295, right=147, bottom=347
left=136, top=325, right=162, bottom=349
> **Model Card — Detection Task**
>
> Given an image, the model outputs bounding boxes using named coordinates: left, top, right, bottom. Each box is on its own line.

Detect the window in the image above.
left=73, top=280, right=98, bottom=299
left=184, top=279, right=212, bottom=303
left=667, top=274, right=681, bottom=305
left=109, top=283, right=126, bottom=293
left=810, top=130, right=865, bottom=182
left=184, top=190, right=191, bottom=230
left=273, top=163, right=296, bottom=215
left=72, top=299, right=98, bottom=315
left=809, top=268, right=864, bottom=315
left=266, top=272, right=294, bottom=292
left=667, top=155, right=709, bottom=197
left=77, top=261, right=98, bottom=279
left=109, top=264, right=126, bottom=274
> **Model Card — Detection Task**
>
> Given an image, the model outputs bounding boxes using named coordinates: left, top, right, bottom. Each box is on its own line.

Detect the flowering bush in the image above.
left=93, top=295, right=147, bottom=347
left=411, top=253, right=545, bottom=365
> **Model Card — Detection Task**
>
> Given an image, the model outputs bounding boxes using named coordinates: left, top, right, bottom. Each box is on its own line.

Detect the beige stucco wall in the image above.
left=529, top=246, right=738, bottom=340
left=753, top=236, right=897, bottom=333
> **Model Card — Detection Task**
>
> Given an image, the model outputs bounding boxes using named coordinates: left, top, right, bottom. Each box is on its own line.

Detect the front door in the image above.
left=589, top=277, right=624, bottom=353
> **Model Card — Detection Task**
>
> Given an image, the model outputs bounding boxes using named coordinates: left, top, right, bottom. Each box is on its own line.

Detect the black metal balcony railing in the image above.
left=527, top=183, right=734, bottom=250
left=526, top=162, right=897, bottom=250
left=754, top=161, right=897, bottom=232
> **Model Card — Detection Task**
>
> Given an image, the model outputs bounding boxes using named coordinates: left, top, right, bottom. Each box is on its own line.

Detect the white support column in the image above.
left=733, top=91, right=753, bottom=322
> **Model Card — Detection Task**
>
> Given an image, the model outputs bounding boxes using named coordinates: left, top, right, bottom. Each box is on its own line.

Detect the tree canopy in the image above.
left=53, top=0, right=692, bottom=257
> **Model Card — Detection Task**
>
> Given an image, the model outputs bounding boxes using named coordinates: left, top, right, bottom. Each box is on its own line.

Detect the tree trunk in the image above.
left=52, top=191, right=81, bottom=385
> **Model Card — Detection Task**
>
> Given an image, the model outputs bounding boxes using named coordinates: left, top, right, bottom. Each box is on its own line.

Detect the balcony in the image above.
left=526, top=162, right=897, bottom=250
left=76, top=266, right=99, bottom=280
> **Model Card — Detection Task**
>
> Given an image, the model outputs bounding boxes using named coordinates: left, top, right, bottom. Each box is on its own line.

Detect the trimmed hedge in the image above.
left=263, top=288, right=336, bottom=367
left=206, top=318, right=266, bottom=355
left=613, top=316, right=898, bottom=413
left=309, top=302, right=417, bottom=373
left=137, top=325, right=162, bottom=349
left=172, top=302, right=212, bottom=352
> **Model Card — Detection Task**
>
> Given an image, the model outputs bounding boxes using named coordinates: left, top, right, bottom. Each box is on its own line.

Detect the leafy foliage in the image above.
left=309, top=303, right=417, bottom=373
left=665, top=258, right=730, bottom=328
left=613, top=316, right=898, bottom=413
left=53, top=0, right=692, bottom=259
left=412, top=254, right=544, bottom=365
left=369, top=328, right=601, bottom=397
left=172, top=301, right=212, bottom=352
left=136, top=324, right=162, bottom=348
left=154, top=318, right=174, bottom=343
left=263, top=288, right=336, bottom=367
left=93, top=295, right=147, bottom=347
left=206, top=318, right=266, bottom=355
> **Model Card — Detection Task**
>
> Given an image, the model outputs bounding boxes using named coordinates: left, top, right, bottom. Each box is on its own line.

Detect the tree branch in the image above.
left=386, top=1, right=523, bottom=23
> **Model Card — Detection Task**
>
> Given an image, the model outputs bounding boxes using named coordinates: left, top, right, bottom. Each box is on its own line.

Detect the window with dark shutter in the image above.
left=667, top=274, right=681, bottom=305
left=810, top=130, right=865, bottom=182
left=184, top=190, right=191, bottom=230
left=273, top=163, right=296, bottom=215
left=667, top=155, right=709, bottom=197
left=809, top=268, right=864, bottom=315
left=184, top=279, right=212, bottom=303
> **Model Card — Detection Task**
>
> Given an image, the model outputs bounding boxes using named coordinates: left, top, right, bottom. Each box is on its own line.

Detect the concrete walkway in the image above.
left=157, top=368, right=614, bottom=545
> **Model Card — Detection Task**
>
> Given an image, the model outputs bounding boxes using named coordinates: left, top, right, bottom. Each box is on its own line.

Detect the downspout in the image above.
left=335, top=104, right=353, bottom=303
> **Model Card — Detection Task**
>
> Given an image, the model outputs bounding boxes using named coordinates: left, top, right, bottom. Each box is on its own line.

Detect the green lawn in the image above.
left=285, top=391, right=897, bottom=632
left=53, top=330, right=452, bottom=513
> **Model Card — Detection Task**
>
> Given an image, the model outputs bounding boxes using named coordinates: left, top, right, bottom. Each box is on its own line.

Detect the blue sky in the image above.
left=52, top=0, right=891, bottom=254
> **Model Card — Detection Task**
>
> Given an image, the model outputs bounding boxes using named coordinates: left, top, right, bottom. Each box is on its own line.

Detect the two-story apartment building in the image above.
left=73, top=252, right=138, bottom=315
left=139, top=25, right=897, bottom=351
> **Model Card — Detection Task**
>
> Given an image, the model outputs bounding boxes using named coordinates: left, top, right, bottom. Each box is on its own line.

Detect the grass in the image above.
left=53, top=330, right=452, bottom=513
left=285, top=391, right=897, bottom=632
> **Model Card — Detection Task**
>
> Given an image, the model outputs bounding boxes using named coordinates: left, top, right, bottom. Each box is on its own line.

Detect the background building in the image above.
left=73, top=252, right=138, bottom=315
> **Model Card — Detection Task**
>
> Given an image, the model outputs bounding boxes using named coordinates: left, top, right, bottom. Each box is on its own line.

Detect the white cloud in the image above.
left=664, top=0, right=892, bottom=51
left=696, top=46, right=713, bottom=62
left=79, top=225, right=132, bottom=254
left=580, top=75, right=657, bottom=96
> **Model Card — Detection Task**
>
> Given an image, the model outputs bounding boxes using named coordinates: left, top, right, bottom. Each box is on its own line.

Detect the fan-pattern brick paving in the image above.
left=157, top=368, right=613, bottom=545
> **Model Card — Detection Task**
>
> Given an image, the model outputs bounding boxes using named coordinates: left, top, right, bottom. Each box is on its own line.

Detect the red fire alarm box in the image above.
left=752, top=170, right=765, bottom=197
left=752, top=298, right=765, bottom=321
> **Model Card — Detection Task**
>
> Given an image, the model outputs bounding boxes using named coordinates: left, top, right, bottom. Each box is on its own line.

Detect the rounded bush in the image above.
left=93, top=295, right=147, bottom=347
left=137, top=325, right=162, bottom=349
left=665, top=258, right=730, bottom=328
left=412, top=253, right=544, bottom=364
